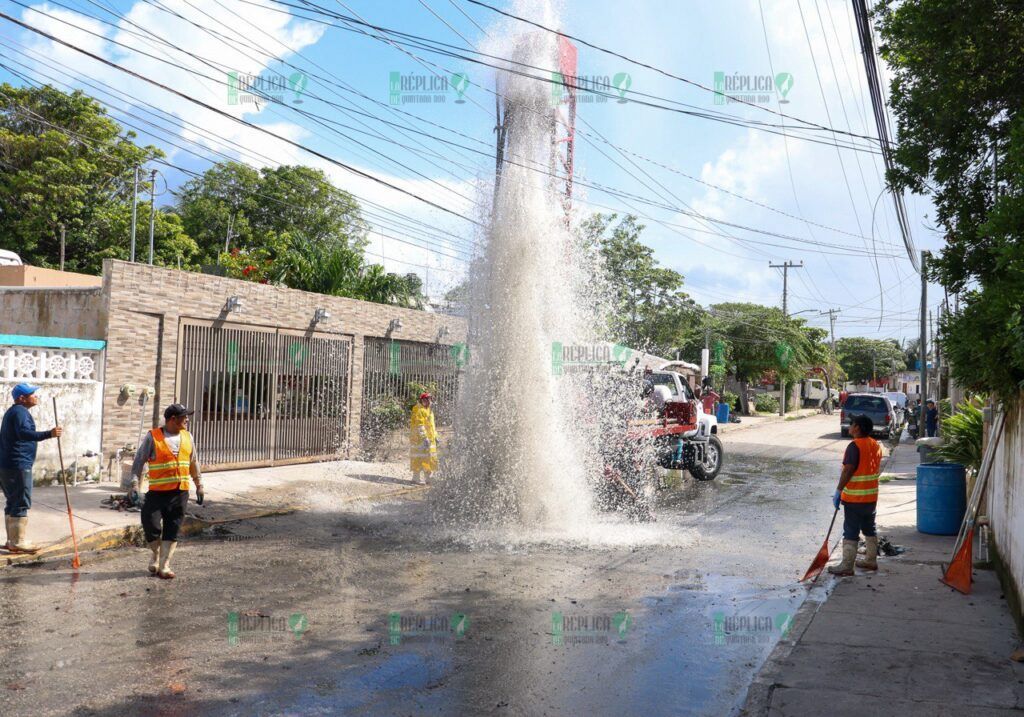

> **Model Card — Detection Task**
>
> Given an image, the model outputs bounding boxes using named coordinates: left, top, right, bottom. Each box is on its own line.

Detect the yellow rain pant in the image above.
left=410, top=404, right=438, bottom=472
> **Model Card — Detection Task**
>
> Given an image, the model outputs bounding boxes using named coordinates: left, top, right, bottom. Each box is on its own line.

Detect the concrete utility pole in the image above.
left=920, top=250, right=928, bottom=430
left=130, top=166, right=139, bottom=263
left=770, top=260, right=803, bottom=416
left=820, top=308, right=840, bottom=356
left=59, top=224, right=65, bottom=272
left=147, top=169, right=157, bottom=266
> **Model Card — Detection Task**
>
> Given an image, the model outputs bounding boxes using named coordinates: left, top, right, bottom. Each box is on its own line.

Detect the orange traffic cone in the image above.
left=940, top=530, right=973, bottom=595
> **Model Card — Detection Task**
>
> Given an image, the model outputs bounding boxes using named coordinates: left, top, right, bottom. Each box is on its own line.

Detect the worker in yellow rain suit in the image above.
left=409, top=392, right=438, bottom=484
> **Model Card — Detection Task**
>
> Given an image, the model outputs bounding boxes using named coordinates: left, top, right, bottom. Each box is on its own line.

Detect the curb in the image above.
left=718, top=408, right=820, bottom=435
left=0, top=483, right=428, bottom=569
left=738, top=584, right=833, bottom=716
left=739, top=436, right=906, bottom=715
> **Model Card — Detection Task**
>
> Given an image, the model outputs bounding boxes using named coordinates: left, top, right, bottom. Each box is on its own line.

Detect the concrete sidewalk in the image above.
left=742, top=434, right=1024, bottom=716
left=2, top=459, right=426, bottom=567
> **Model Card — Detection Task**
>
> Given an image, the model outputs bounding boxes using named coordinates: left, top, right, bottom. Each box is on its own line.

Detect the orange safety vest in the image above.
left=841, top=436, right=882, bottom=503
left=147, top=427, right=193, bottom=492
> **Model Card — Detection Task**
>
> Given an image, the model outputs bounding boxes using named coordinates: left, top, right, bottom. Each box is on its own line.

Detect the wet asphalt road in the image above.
left=0, top=415, right=856, bottom=716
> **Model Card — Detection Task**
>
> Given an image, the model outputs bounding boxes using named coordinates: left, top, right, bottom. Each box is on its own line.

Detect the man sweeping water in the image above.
left=828, top=414, right=883, bottom=576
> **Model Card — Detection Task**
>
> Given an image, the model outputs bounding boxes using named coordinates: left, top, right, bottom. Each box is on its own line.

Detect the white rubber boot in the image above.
left=8, top=517, right=40, bottom=554
left=827, top=539, right=857, bottom=576
left=856, top=536, right=879, bottom=571
left=147, top=540, right=161, bottom=574
left=157, top=540, right=177, bottom=579
left=4, top=515, right=13, bottom=551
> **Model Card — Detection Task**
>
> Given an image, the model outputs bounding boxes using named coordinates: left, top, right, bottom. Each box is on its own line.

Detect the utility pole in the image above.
left=224, top=213, right=234, bottom=255
left=820, top=308, right=840, bottom=356
left=920, top=250, right=928, bottom=431
left=59, top=224, right=65, bottom=272
left=129, top=166, right=139, bottom=262
left=770, top=260, right=803, bottom=416
left=147, top=169, right=157, bottom=266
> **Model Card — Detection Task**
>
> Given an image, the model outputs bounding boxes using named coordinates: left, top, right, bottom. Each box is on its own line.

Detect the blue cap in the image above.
left=12, top=383, right=40, bottom=400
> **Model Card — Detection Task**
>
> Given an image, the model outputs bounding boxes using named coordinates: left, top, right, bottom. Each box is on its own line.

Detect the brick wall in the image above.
left=99, top=260, right=466, bottom=463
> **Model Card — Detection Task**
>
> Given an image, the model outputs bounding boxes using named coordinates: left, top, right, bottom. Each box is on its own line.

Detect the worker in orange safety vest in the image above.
left=828, top=414, right=883, bottom=576
left=130, top=403, right=204, bottom=579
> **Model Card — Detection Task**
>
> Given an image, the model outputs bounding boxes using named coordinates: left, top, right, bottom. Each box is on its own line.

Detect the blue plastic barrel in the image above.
left=716, top=403, right=730, bottom=424
left=916, top=463, right=967, bottom=535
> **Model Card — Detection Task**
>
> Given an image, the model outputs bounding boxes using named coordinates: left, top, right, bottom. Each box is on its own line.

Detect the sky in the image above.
left=0, top=0, right=946, bottom=345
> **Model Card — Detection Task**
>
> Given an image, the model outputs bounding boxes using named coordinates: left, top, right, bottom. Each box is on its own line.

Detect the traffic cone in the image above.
left=940, top=530, right=973, bottom=595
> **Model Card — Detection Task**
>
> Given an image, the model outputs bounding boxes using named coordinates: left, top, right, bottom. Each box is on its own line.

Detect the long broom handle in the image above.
left=52, top=398, right=81, bottom=569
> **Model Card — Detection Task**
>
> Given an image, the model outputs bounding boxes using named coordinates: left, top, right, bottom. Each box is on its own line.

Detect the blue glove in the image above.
left=832, top=490, right=841, bottom=510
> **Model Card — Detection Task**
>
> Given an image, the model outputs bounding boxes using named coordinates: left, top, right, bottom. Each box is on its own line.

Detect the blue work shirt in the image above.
left=925, top=407, right=939, bottom=432
left=0, top=404, right=52, bottom=469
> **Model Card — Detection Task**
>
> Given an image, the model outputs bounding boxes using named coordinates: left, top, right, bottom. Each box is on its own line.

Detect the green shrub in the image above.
left=754, top=393, right=779, bottom=413
left=721, top=390, right=739, bottom=410
left=368, top=395, right=405, bottom=433
left=934, top=396, right=986, bottom=472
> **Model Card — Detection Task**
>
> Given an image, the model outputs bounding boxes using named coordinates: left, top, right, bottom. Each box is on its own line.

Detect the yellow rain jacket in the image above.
left=409, top=403, right=438, bottom=472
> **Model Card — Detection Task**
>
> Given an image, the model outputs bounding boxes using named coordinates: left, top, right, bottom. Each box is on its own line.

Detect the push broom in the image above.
left=801, top=507, right=839, bottom=582
left=53, top=398, right=81, bottom=569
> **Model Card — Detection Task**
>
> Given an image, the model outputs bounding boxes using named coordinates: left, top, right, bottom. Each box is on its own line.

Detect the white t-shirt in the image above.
left=164, top=431, right=182, bottom=456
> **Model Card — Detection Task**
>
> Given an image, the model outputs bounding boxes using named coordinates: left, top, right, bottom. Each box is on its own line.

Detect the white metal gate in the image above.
left=177, top=320, right=351, bottom=469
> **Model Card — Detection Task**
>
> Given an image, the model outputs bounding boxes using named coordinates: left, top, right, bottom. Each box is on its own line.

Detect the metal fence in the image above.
left=361, top=338, right=460, bottom=441
left=177, top=320, right=351, bottom=469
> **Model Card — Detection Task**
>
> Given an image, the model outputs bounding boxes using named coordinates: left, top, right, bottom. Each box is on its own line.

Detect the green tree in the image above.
left=877, top=0, right=1024, bottom=395
left=835, top=337, right=905, bottom=384
left=0, top=83, right=162, bottom=272
left=579, top=213, right=696, bottom=354
left=270, top=236, right=424, bottom=307
left=176, top=161, right=368, bottom=265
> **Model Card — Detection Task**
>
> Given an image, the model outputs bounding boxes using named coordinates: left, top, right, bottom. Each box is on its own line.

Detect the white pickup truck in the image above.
left=645, top=370, right=723, bottom=480
left=801, top=378, right=839, bottom=409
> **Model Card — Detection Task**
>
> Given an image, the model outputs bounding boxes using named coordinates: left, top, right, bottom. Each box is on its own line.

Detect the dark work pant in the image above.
left=842, top=501, right=877, bottom=541
left=0, top=468, right=33, bottom=517
left=141, top=489, right=189, bottom=542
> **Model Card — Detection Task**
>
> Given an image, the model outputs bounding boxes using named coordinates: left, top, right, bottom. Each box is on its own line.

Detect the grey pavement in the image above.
left=742, top=433, right=1024, bottom=716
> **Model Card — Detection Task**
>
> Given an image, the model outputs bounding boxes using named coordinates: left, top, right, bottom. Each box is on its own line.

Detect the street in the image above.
left=0, top=415, right=852, bottom=717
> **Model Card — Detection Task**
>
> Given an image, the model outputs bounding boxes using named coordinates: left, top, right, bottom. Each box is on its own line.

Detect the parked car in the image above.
left=840, top=393, right=898, bottom=439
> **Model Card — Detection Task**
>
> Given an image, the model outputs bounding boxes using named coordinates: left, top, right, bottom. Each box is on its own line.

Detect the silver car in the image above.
left=841, top=393, right=897, bottom=439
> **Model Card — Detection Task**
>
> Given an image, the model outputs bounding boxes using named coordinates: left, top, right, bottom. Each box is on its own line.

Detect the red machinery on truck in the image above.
left=600, top=390, right=705, bottom=520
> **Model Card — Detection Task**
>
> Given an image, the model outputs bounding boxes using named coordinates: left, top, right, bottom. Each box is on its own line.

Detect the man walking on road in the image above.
left=0, top=383, right=62, bottom=554
left=409, top=392, right=438, bottom=485
left=829, top=414, right=883, bottom=576
left=130, top=404, right=204, bottom=579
